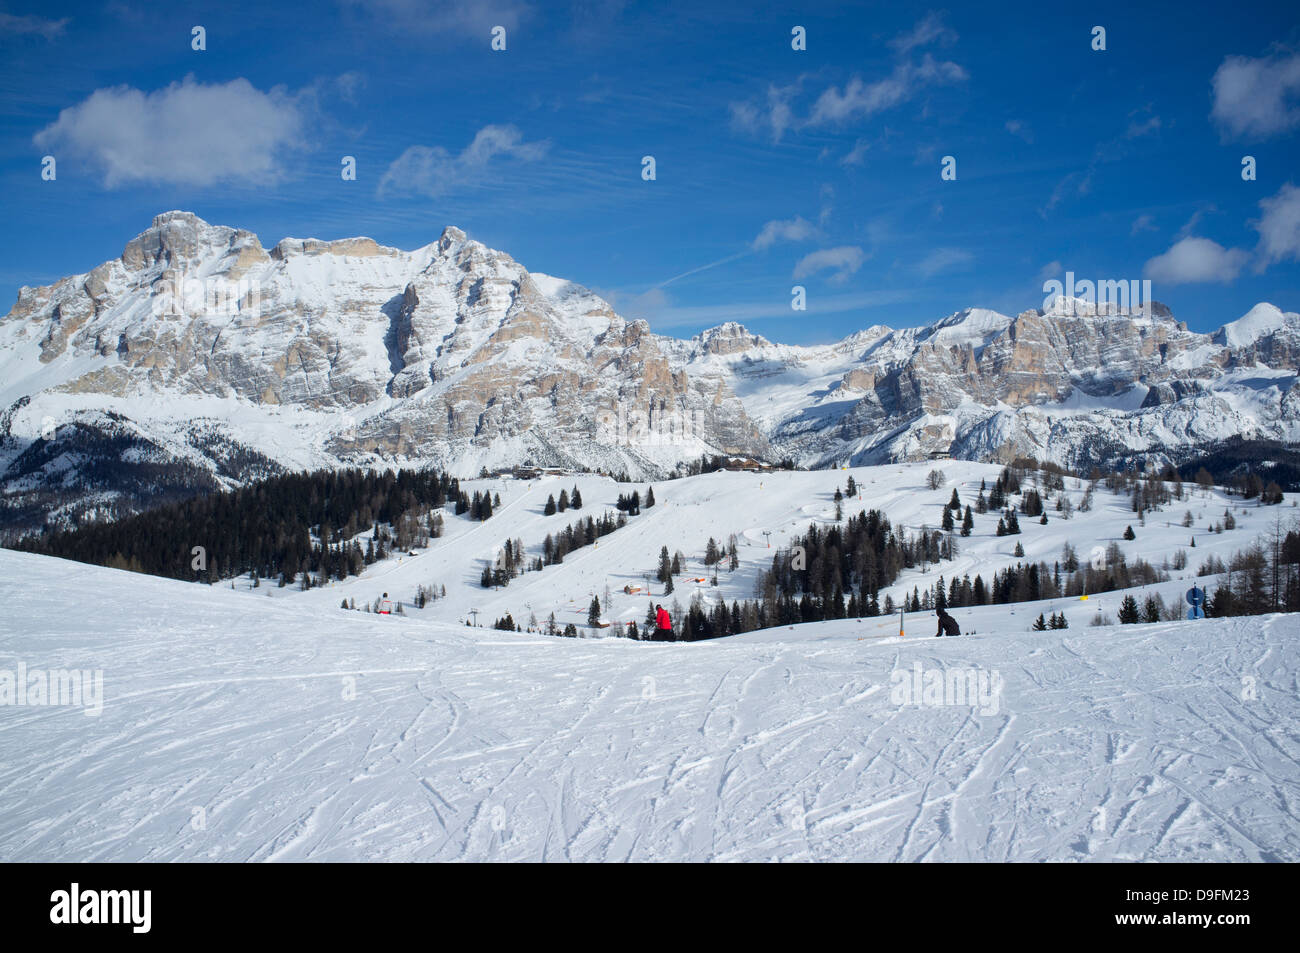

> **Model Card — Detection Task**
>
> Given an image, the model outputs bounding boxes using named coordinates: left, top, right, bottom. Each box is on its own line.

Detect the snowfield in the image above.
left=1, top=539, right=1298, bottom=861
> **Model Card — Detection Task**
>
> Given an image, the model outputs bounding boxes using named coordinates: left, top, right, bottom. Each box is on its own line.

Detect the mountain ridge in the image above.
left=2, top=211, right=1298, bottom=533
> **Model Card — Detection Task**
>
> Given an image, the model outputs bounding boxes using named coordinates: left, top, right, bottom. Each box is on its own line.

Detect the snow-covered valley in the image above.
left=2, top=463, right=1297, bottom=862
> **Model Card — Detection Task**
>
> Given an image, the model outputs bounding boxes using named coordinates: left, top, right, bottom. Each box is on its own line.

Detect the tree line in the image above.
left=11, top=467, right=469, bottom=587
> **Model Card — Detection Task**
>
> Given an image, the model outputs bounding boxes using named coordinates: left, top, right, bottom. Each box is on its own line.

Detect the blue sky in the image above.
left=2, top=0, right=1299, bottom=344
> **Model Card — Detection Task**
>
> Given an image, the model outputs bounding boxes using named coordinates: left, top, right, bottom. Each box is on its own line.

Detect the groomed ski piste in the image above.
left=1, top=462, right=1298, bottom=861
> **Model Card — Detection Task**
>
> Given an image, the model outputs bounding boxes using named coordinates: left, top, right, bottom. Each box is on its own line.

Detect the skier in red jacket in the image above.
left=655, top=604, right=673, bottom=641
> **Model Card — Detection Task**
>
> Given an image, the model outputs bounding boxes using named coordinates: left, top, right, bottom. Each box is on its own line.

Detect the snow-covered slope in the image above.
left=2, top=211, right=1299, bottom=533
left=1, top=541, right=1295, bottom=862
left=232, top=461, right=1282, bottom=642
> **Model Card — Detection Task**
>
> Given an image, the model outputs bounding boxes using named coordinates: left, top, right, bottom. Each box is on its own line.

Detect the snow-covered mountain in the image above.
left=2, top=211, right=1298, bottom=532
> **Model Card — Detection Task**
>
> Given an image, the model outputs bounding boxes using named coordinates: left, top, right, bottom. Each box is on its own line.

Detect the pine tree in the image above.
left=948, top=488, right=961, bottom=510
left=1014, top=541, right=1024, bottom=557
left=588, top=596, right=601, bottom=627
left=571, top=486, right=583, bottom=509
left=1123, top=525, right=1136, bottom=540
left=657, top=546, right=672, bottom=584
left=1118, top=594, right=1140, bottom=624
left=942, top=506, right=955, bottom=531
left=1032, top=613, right=1047, bottom=631
left=544, top=494, right=557, bottom=516
left=961, top=505, right=974, bottom=537
left=558, top=489, right=569, bottom=512
left=645, top=486, right=656, bottom=507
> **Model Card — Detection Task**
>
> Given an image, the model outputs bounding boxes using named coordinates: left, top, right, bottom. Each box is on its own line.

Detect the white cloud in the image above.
left=0, top=11, right=68, bottom=38
left=1211, top=52, right=1300, bottom=140
left=1143, top=237, right=1248, bottom=285
left=379, top=124, right=548, bottom=197
left=917, top=247, right=973, bottom=278
left=752, top=216, right=817, bottom=250
left=33, top=77, right=305, bottom=187
left=793, top=246, right=866, bottom=283
left=810, top=54, right=967, bottom=125
left=1252, top=182, right=1300, bottom=268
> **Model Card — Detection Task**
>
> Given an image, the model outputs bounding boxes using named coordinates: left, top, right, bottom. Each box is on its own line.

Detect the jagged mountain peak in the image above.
left=694, top=322, right=772, bottom=354
left=2, top=211, right=1298, bottom=535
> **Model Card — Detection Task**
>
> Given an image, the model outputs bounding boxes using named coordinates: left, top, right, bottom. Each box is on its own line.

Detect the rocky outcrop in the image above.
left=1, top=211, right=1297, bottom=533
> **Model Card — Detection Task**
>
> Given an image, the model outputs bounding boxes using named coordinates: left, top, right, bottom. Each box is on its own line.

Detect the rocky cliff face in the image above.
left=2, top=211, right=1297, bottom=532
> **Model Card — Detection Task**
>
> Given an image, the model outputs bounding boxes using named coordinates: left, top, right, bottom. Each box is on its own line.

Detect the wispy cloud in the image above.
left=1035, top=260, right=1062, bottom=283
left=916, top=247, right=973, bottom=277
left=1039, top=111, right=1162, bottom=218
left=728, top=83, right=799, bottom=142
left=840, top=138, right=870, bottom=166
left=1004, top=119, right=1033, bottom=143
left=889, top=11, right=957, bottom=55
left=752, top=216, right=818, bottom=250
left=1176, top=206, right=1217, bottom=239
left=0, top=10, right=69, bottom=38
left=728, top=14, right=965, bottom=141
left=655, top=251, right=751, bottom=288
left=33, top=77, right=305, bottom=187
left=379, top=124, right=549, bottom=197
left=340, top=0, right=531, bottom=36
left=1130, top=214, right=1157, bottom=236
left=809, top=54, right=967, bottom=126
left=793, top=245, right=867, bottom=283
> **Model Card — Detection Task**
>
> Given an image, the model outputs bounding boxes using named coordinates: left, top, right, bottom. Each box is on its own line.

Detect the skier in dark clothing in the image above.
left=655, top=604, right=673, bottom=641
left=935, top=607, right=960, bottom=637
